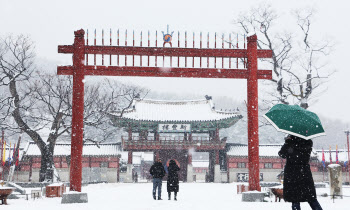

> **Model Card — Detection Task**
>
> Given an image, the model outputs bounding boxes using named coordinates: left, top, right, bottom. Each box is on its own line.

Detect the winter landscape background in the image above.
left=1, top=0, right=350, bottom=209
left=1, top=0, right=349, bottom=150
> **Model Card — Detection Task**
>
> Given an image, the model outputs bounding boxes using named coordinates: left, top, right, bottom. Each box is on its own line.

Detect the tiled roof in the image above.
left=110, top=98, right=241, bottom=122
left=23, top=142, right=121, bottom=157
left=227, top=144, right=317, bottom=158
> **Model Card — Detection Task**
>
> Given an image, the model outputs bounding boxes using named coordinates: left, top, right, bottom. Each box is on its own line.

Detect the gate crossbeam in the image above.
left=58, top=65, right=272, bottom=79
left=59, top=45, right=272, bottom=58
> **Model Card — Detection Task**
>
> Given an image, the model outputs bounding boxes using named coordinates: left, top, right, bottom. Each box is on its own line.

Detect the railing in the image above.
left=123, top=136, right=212, bottom=141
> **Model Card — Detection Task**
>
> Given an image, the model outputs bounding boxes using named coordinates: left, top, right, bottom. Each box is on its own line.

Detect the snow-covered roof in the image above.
left=23, top=142, right=121, bottom=157
left=227, top=144, right=317, bottom=158
left=110, top=98, right=241, bottom=122
left=192, top=161, right=209, bottom=168
left=120, top=152, right=154, bottom=163
left=315, top=150, right=349, bottom=163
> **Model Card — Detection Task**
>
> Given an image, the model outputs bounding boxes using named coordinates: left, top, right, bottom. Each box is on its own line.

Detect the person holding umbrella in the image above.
left=264, top=104, right=325, bottom=210
left=167, top=159, right=180, bottom=200
left=279, top=135, right=322, bottom=210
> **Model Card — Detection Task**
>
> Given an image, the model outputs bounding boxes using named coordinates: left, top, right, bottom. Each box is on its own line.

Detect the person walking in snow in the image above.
left=167, top=159, right=180, bottom=200
left=278, top=135, right=323, bottom=210
left=149, top=158, right=165, bottom=200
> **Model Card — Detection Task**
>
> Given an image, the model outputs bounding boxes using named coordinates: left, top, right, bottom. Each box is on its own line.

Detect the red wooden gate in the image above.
left=58, top=28, right=272, bottom=192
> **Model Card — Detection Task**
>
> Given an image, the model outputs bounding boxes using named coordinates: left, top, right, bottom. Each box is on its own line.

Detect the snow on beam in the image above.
left=57, top=66, right=272, bottom=80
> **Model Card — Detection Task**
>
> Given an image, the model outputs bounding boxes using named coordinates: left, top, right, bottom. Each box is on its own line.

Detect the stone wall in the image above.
left=11, top=167, right=119, bottom=183
left=228, top=168, right=350, bottom=183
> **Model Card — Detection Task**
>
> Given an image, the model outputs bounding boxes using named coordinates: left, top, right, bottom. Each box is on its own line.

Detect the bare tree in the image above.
left=233, top=4, right=334, bottom=109
left=81, top=79, right=149, bottom=146
left=28, top=74, right=147, bottom=181
left=0, top=34, right=147, bottom=182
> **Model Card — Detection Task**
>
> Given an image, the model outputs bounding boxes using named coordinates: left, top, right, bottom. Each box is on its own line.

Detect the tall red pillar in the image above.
left=1, top=129, right=4, bottom=179
left=128, top=124, right=132, bottom=140
left=128, top=151, right=133, bottom=164
left=247, top=34, right=261, bottom=191
left=346, top=131, right=350, bottom=182
left=70, top=29, right=85, bottom=192
left=215, top=150, right=219, bottom=165
left=215, top=127, right=220, bottom=141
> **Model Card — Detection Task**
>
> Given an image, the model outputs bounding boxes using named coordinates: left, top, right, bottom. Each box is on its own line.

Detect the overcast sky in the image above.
left=1, top=0, right=349, bottom=127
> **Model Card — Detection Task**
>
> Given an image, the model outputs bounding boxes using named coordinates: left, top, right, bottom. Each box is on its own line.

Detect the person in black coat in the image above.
left=278, top=135, right=323, bottom=210
left=149, top=159, right=166, bottom=200
left=167, top=159, right=180, bottom=200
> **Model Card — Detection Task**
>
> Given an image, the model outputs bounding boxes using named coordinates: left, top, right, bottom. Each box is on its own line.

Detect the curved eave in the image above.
left=108, top=113, right=243, bottom=131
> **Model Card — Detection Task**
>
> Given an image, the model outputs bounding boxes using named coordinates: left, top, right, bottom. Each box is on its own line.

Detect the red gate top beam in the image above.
left=58, top=45, right=272, bottom=58
left=57, top=65, right=272, bottom=79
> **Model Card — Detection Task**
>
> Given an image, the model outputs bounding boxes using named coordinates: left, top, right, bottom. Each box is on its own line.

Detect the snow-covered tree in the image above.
left=0, top=34, right=147, bottom=182
left=233, top=4, right=334, bottom=109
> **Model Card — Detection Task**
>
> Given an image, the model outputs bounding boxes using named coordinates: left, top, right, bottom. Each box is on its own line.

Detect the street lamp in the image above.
left=345, top=130, right=350, bottom=184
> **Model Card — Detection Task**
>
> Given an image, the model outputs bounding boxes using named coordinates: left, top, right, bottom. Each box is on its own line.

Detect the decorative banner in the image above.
left=237, top=173, right=263, bottom=182
left=336, top=145, right=339, bottom=164
left=322, top=148, right=326, bottom=168
left=158, top=124, right=191, bottom=133
left=2, top=141, right=6, bottom=166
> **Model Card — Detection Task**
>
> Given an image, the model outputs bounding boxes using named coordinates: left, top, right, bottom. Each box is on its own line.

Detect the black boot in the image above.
left=158, top=197, right=162, bottom=200
left=174, top=192, right=177, bottom=201
left=153, top=192, right=156, bottom=200
left=168, top=193, right=171, bottom=200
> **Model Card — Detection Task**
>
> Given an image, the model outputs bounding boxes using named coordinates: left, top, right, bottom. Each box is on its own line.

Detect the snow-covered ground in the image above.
left=3, top=182, right=350, bottom=210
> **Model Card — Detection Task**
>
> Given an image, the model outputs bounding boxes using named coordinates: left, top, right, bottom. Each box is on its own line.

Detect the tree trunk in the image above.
left=39, top=145, right=54, bottom=182
left=9, top=79, right=54, bottom=182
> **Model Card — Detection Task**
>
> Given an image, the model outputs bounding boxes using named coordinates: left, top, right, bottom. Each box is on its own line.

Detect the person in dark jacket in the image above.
left=149, top=158, right=166, bottom=200
left=167, top=159, right=180, bottom=200
left=278, top=135, right=323, bottom=210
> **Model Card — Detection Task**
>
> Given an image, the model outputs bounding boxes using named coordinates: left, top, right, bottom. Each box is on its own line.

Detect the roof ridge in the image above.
left=28, top=142, right=120, bottom=145
left=229, top=144, right=283, bottom=147
left=141, top=98, right=208, bottom=104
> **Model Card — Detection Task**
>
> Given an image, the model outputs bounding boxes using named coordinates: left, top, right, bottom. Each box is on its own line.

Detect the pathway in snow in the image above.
left=3, top=182, right=350, bottom=210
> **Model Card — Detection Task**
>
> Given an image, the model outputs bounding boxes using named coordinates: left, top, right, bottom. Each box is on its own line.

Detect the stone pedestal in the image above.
left=124, top=164, right=133, bottom=183
left=187, top=164, right=193, bottom=182
left=214, top=165, right=221, bottom=183
left=328, top=164, right=343, bottom=199
left=242, top=191, right=265, bottom=202
left=61, top=192, right=88, bottom=204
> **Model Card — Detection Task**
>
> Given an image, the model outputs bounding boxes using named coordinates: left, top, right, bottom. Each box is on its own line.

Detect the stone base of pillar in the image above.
left=125, top=164, right=133, bottom=183
left=242, top=191, right=265, bottom=202
left=187, top=164, right=193, bottom=182
left=214, top=164, right=221, bottom=183
left=61, top=192, right=88, bottom=204
left=328, top=164, right=343, bottom=198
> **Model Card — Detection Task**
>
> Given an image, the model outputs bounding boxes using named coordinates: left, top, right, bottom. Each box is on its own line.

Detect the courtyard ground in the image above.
left=2, top=182, right=349, bottom=210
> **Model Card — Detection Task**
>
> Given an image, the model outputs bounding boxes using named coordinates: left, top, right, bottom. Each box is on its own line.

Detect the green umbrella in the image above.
left=263, top=104, right=326, bottom=140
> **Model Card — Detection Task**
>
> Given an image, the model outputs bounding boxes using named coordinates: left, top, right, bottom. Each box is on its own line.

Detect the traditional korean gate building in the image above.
left=108, top=96, right=242, bottom=182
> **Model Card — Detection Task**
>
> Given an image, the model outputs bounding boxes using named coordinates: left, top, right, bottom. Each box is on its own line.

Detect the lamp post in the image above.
left=345, top=130, right=350, bottom=184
